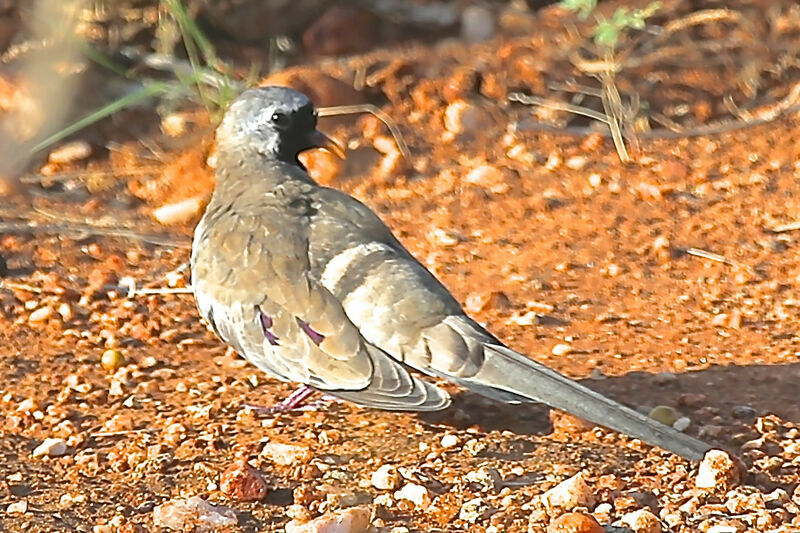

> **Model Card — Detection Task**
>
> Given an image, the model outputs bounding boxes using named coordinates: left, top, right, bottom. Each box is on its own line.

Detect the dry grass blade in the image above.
left=317, top=104, right=411, bottom=159
left=0, top=220, right=189, bottom=248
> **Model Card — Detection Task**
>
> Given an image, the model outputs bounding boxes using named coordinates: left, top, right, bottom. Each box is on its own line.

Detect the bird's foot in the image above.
left=243, top=385, right=338, bottom=415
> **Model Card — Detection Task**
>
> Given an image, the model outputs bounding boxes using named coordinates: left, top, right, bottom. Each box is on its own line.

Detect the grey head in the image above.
left=216, top=86, right=341, bottom=164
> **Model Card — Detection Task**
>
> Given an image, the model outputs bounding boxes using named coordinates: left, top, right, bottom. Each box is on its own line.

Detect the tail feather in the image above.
left=470, top=344, right=711, bottom=460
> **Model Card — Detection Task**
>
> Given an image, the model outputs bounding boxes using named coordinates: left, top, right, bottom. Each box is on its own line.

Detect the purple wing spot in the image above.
left=297, top=318, right=325, bottom=345
left=259, top=311, right=279, bottom=346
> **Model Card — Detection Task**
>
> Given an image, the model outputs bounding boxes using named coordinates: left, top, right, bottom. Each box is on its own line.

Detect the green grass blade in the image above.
left=31, top=81, right=176, bottom=155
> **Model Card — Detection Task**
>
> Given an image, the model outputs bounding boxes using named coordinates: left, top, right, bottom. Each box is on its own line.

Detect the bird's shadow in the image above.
left=419, top=362, right=800, bottom=440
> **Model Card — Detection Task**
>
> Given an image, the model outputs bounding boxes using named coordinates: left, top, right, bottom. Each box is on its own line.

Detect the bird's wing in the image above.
left=308, top=187, right=711, bottom=460
left=191, top=181, right=449, bottom=410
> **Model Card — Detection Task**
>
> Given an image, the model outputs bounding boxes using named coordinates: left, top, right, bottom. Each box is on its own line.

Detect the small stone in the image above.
left=48, top=140, right=92, bottom=164
left=440, top=434, right=460, bottom=449
left=153, top=497, right=237, bottom=531
left=33, top=437, right=68, bottom=457
left=101, top=349, right=125, bottom=372
left=394, top=483, right=432, bottom=509
left=465, top=164, right=511, bottom=194
left=220, top=460, right=268, bottom=502
left=443, top=99, right=492, bottom=135
left=696, top=449, right=744, bottom=491
left=547, top=512, right=603, bottom=533
left=152, top=196, right=205, bottom=225
left=285, top=506, right=370, bottom=533
left=541, top=472, right=595, bottom=511
left=615, top=508, right=663, bottom=533
left=465, top=466, right=502, bottom=492
left=461, top=5, right=495, bottom=42
left=732, top=405, right=757, bottom=420
left=673, top=417, right=691, bottom=432
left=459, top=497, right=490, bottom=523
left=261, top=442, right=312, bottom=466
left=648, top=406, right=679, bottom=427
left=7, top=500, right=28, bottom=515
left=565, top=156, right=588, bottom=170
left=29, top=305, right=53, bottom=323
left=551, top=343, right=571, bottom=357
left=463, top=438, right=489, bottom=457
left=652, top=371, right=677, bottom=385
left=371, top=464, right=401, bottom=491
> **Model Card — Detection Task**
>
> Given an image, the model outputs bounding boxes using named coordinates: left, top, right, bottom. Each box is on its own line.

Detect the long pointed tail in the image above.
left=470, top=344, right=711, bottom=460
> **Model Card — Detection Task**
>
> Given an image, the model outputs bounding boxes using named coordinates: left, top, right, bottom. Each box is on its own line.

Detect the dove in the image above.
left=191, top=86, right=712, bottom=461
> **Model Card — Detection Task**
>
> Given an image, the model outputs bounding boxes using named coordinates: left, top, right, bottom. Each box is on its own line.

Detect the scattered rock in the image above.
left=371, top=464, right=401, bottom=490
left=153, top=497, right=237, bottom=532
left=33, top=437, right=68, bottom=457
left=152, top=196, right=206, bottom=225
left=696, top=450, right=744, bottom=491
left=220, top=460, right=268, bottom=502
left=28, top=305, right=53, bottom=324
left=673, top=417, right=691, bottom=432
left=261, top=442, right=312, bottom=466
left=615, top=508, right=663, bottom=533
left=547, top=512, right=603, bottom=533
left=394, top=483, right=432, bottom=509
left=101, top=349, right=125, bottom=372
left=465, top=164, right=512, bottom=194
left=440, top=434, right=460, bottom=449
left=464, top=290, right=511, bottom=313
left=459, top=497, right=491, bottom=523
left=551, top=343, right=572, bottom=357
left=652, top=371, right=677, bottom=386
left=285, top=506, right=370, bottom=533
left=732, top=405, right=757, bottom=420
left=48, top=141, right=91, bottom=165
left=7, top=500, right=28, bottom=515
left=0, top=252, right=7, bottom=276
left=648, top=406, right=679, bottom=427
left=443, top=99, right=492, bottom=135
left=465, top=466, right=502, bottom=492
left=541, top=472, right=595, bottom=512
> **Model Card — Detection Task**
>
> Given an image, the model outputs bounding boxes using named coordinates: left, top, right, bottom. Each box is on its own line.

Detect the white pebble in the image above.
left=33, top=437, right=68, bottom=457
left=370, top=464, right=401, bottom=491
left=614, top=508, right=663, bottom=533
left=153, top=496, right=237, bottom=531
left=551, top=343, right=571, bottom=356
left=540, top=472, right=595, bottom=511
left=440, top=434, right=460, bottom=448
left=285, top=506, right=370, bottom=533
left=152, top=196, right=205, bottom=225
left=7, top=500, right=28, bottom=514
left=565, top=155, right=588, bottom=170
left=48, top=141, right=92, bottom=164
left=696, top=449, right=742, bottom=490
left=465, top=466, right=502, bottom=492
left=260, top=442, right=312, bottom=466
left=394, top=483, right=432, bottom=509
left=673, top=417, right=691, bottom=432
left=29, top=306, right=53, bottom=323
left=459, top=497, right=490, bottom=523
left=443, top=100, right=492, bottom=135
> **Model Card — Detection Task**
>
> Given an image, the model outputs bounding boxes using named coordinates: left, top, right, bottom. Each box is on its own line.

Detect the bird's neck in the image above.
left=211, top=145, right=314, bottom=201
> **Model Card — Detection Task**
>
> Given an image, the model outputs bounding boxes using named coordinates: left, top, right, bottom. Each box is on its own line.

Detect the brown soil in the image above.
left=2, top=1, right=800, bottom=532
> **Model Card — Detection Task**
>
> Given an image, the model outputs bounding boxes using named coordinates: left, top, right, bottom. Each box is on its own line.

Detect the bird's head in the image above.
left=216, top=86, right=343, bottom=164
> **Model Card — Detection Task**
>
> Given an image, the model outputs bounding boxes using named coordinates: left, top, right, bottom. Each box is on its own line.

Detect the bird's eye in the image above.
left=271, top=112, right=290, bottom=129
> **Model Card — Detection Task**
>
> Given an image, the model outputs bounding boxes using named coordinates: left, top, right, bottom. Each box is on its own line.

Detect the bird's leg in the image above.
left=243, top=385, right=338, bottom=414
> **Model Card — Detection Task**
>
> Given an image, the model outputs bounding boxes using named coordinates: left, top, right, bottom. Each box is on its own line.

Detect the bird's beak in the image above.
left=309, top=130, right=345, bottom=159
